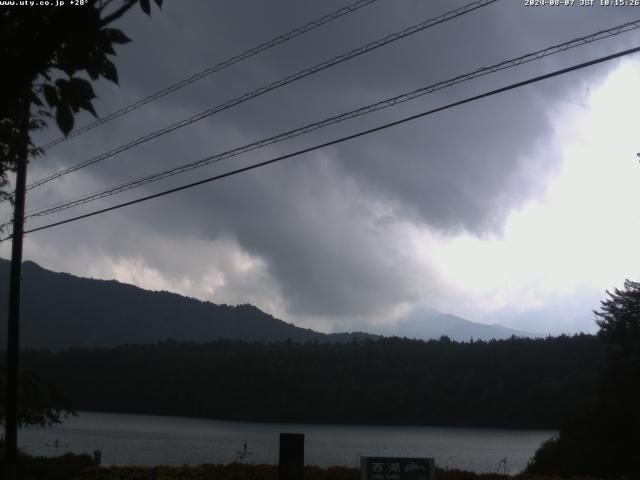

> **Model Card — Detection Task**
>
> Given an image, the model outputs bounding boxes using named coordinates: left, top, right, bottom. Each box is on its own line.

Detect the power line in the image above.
left=37, top=0, right=381, bottom=151
left=20, top=0, right=499, bottom=195
left=19, top=18, right=640, bottom=222
left=2, top=44, right=637, bottom=243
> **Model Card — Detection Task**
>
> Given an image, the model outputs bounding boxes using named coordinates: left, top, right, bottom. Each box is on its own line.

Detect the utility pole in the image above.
left=4, top=96, right=29, bottom=480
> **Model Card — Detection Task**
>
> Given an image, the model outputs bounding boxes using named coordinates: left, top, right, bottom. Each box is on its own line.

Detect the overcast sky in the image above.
left=2, top=0, right=640, bottom=335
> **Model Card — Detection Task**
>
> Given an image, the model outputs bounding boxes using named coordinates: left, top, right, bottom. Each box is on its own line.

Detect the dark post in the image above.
left=279, top=433, right=304, bottom=480
left=4, top=97, right=29, bottom=480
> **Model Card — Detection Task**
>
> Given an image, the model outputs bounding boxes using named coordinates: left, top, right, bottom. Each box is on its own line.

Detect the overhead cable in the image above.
left=1, top=44, right=637, bottom=243
left=20, top=18, right=640, bottom=222
left=20, top=0, right=499, bottom=195
left=37, top=0, right=382, bottom=151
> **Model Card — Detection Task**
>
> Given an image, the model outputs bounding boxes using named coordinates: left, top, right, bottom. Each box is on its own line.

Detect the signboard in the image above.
left=361, top=457, right=435, bottom=480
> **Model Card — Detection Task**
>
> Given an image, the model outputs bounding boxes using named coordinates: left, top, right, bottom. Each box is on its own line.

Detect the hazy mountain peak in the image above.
left=386, top=305, right=540, bottom=341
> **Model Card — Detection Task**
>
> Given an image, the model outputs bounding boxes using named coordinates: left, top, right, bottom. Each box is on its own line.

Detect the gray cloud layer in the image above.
left=4, top=0, right=640, bottom=332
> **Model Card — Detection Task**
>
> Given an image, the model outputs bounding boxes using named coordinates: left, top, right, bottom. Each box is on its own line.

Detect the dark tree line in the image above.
left=527, top=280, right=640, bottom=478
left=14, top=334, right=602, bottom=429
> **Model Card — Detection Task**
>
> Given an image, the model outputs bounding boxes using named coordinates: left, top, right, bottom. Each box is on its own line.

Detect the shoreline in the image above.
left=35, top=409, right=561, bottom=433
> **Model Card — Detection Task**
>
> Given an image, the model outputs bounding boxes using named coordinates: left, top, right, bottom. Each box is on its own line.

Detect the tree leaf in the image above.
left=30, top=118, right=46, bottom=130
left=56, top=77, right=96, bottom=114
left=140, top=0, right=151, bottom=15
left=102, top=42, right=116, bottom=55
left=102, top=28, right=131, bottom=45
left=30, top=91, right=43, bottom=107
left=100, top=58, right=118, bottom=84
left=54, top=78, right=68, bottom=90
left=69, top=77, right=96, bottom=101
left=55, top=79, right=75, bottom=108
left=55, top=43, right=86, bottom=77
left=85, top=62, right=101, bottom=80
left=79, top=99, right=98, bottom=118
left=43, top=85, right=59, bottom=107
left=55, top=104, right=74, bottom=136
left=85, top=51, right=102, bottom=79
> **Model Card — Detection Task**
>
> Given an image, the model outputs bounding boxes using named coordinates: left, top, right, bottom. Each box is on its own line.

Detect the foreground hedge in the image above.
left=5, top=453, right=604, bottom=480
left=73, top=464, right=598, bottom=480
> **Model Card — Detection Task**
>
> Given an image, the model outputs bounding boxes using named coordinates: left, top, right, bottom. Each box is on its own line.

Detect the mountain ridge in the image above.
left=386, top=309, right=539, bottom=341
left=0, top=258, right=535, bottom=349
left=0, top=259, right=378, bottom=349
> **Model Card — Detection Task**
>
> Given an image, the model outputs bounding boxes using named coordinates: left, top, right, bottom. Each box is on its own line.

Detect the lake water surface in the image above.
left=19, top=411, right=554, bottom=474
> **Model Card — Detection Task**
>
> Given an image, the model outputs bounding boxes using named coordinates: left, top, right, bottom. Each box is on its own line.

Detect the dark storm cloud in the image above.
left=9, top=0, right=640, bottom=329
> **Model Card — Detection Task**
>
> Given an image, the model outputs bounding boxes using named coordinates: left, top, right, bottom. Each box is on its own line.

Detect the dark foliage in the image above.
left=69, top=463, right=593, bottom=480
left=594, top=280, right=640, bottom=413
left=527, top=280, right=640, bottom=478
left=0, top=368, right=72, bottom=428
left=14, top=334, right=602, bottom=429
left=1, top=0, right=163, bottom=438
left=0, top=442, right=96, bottom=480
left=0, top=0, right=162, bottom=200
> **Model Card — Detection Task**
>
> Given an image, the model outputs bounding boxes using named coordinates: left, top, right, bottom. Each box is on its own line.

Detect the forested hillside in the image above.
left=20, top=334, right=601, bottom=429
left=0, top=259, right=375, bottom=348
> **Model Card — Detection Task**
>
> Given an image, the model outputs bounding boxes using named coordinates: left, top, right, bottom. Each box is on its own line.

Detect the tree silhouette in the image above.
left=0, top=0, right=163, bottom=200
left=0, top=368, right=71, bottom=429
left=595, top=279, right=640, bottom=378
left=1, top=3, right=165, bottom=474
left=527, top=280, right=640, bottom=478
left=1, top=4, right=164, bottom=462
left=593, top=279, right=640, bottom=476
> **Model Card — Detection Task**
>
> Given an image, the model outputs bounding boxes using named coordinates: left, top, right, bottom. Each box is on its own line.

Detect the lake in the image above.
left=19, top=411, right=554, bottom=474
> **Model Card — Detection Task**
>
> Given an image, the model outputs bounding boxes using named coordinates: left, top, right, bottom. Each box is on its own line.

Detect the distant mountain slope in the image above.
left=0, top=259, right=376, bottom=349
left=385, top=307, right=539, bottom=341
left=0, top=259, right=534, bottom=349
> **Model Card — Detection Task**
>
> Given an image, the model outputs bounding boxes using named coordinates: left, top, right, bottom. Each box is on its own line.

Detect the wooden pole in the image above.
left=4, top=96, right=29, bottom=480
